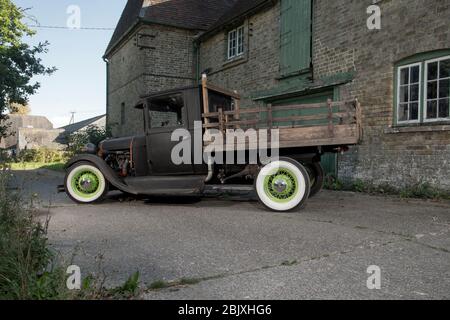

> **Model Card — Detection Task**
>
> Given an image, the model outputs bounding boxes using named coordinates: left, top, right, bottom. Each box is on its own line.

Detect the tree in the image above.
left=9, top=103, right=30, bottom=115
left=66, top=125, right=112, bottom=155
left=0, top=0, right=55, bottom=137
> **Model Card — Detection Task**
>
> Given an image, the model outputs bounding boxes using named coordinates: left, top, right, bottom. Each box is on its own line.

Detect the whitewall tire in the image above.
left=65, top=162, right=108, bottom=204
left=255, top=158, right=311, bottom=212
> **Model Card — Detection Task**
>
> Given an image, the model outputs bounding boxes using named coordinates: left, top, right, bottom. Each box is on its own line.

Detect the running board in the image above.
left=124, top=175, right=206, bottom=196
left=203, top=184, right=256, bottom=198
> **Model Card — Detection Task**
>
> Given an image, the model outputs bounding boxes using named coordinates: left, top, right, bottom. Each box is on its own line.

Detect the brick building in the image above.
left=104, top=0, right=450, bottom=191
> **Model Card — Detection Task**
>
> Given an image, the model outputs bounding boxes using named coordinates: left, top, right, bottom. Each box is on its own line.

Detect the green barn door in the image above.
left=271, top=91, right=338, bottom=177
left=280, top=0, right=312, bottom=76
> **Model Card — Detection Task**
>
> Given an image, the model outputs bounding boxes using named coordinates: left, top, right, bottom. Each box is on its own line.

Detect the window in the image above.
left=208, top=91, right=234, bottom=113
left=227, top=25, right=244, bottom=59
left=397, top=64, right=421, bottom=123
left=425, top=56, right=450, bottom=121
left=148, top=93, right=184, bottom=129
left=120, top=103, right=125, bottom=125
left=395, top=53, right=450, bottom=125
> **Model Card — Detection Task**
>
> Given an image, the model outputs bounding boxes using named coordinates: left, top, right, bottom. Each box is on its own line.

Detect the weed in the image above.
left=324, top=174, right=344, bottom=191
left=108, top=271, right=141, bottom=298
left=0, top=171, right=142, bottom=300
left=149, top=280, right=170, bottom=290
left=324, top=175, right=450, bottom=201
left=281, top=260, right=298, bottom=266
left=0, top=172, right=67, bottom=299
left=179, top=277, right=201, bottom=285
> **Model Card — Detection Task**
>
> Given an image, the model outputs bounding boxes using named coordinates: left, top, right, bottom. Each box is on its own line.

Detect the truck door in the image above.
left=146, top=92, right=194, bottom=175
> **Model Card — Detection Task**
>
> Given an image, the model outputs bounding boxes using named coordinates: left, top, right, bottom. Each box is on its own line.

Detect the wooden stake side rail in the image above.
left=202, top=99, right=362, bottom=150
left=200, top=75, right=361, bottom=150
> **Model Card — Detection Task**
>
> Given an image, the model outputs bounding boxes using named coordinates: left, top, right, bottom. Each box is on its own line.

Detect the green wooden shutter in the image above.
left=280, top=0, right=312, bottom=76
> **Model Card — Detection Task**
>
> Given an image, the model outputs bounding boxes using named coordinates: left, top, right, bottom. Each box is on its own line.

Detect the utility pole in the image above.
left=69, top=112, right=76, bottom=125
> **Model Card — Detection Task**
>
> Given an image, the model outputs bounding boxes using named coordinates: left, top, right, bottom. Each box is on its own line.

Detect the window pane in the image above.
left=411, top=66, right=420, bottom=83
left=438, top=98, right=449, bottom=118
left=439, top=79, right=449, bottom=98
left=149, top=94, right=184, bottom=128
left=237, top=27, right=244, bottom=55
left=427, top=81, right=438, bottom=99
left=410, top=102, right=419, bottom=120
left=228, top=30, right=236, bottom=58
left=439, top=58, right=450, bottom=78
left=398, top=103, right=408, bottom=121
left=400, top=68, right=409, bottom=85
left=410, top=84, right=419, bottom=101
left=428, top=62, right=438, bottom=80
left=399, top=86, right=408, bottom=103
left=208, top=91, right=233, bottom=113
left=427, top=100, right=438, bottom=119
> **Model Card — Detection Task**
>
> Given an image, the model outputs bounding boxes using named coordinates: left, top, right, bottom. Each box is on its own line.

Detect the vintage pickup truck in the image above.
left=63, top=76, right=361, bottom=212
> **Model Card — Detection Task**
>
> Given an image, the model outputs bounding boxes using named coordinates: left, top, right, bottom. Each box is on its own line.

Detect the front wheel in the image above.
left=255, top=158, right=311, bottom=212
left=65, top=161, right=109, bottom=204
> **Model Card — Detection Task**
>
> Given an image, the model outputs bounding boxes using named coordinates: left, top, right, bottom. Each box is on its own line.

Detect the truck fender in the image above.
left=65, top=154, right=138, bottom=195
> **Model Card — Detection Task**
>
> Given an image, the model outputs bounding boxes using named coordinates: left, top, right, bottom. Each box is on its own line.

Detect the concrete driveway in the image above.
left=11, top=170, right=450, bottom=299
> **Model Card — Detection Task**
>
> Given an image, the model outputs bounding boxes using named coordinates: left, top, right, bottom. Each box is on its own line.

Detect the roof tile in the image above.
left=105, top=0, right=272, bottom=57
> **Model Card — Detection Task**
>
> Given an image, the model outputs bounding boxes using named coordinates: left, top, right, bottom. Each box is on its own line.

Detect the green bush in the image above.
left=0, top=172, right=142, bottom=299
left=66, top=125, right=111, bottom=156
left=0, top=149, right=12, bottom=163
left=0, top=172, right=67, bottom=299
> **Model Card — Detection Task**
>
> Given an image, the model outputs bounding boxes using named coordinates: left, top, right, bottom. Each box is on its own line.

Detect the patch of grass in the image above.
left=324, top=176, right=450, bottom=201
left=399, top=182, right=450, bottom=200
left=8, top=162, right=65, bottom=172
left=349, top=179, right=398, bottom=195
left=42, top=162, right=65, bottom=172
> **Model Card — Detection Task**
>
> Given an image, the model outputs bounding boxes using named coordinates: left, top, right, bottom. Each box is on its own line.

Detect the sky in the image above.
left=13, top=0, right=127, bottom=128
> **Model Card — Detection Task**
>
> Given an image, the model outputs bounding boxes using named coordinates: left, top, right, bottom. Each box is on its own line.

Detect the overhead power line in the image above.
left=27, top=24, right=114, bottom=31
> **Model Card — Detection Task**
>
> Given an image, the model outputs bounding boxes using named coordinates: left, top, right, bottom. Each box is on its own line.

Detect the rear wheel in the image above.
left=305, top=162, right=325, bottom=198
left=65, top=162, right=108, bottom=204
left=255, top=158, right=311, bottom=212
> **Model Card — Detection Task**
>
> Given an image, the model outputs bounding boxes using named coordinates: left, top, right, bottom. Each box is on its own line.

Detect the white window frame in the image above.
left=424, top=55, right=450, bottom=123
left=227, top=25, right=245, bottom=60
left=396, top=62, right=422, bottom=124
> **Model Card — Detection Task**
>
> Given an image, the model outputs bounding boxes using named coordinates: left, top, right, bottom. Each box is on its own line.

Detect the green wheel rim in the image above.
left=263, top=167, right=299, bottom=203
left=70, top=169, right=102, bottom=199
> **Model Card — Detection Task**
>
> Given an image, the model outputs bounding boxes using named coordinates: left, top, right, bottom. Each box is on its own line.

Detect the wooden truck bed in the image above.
left=200, top=76, right=362, bottom=151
